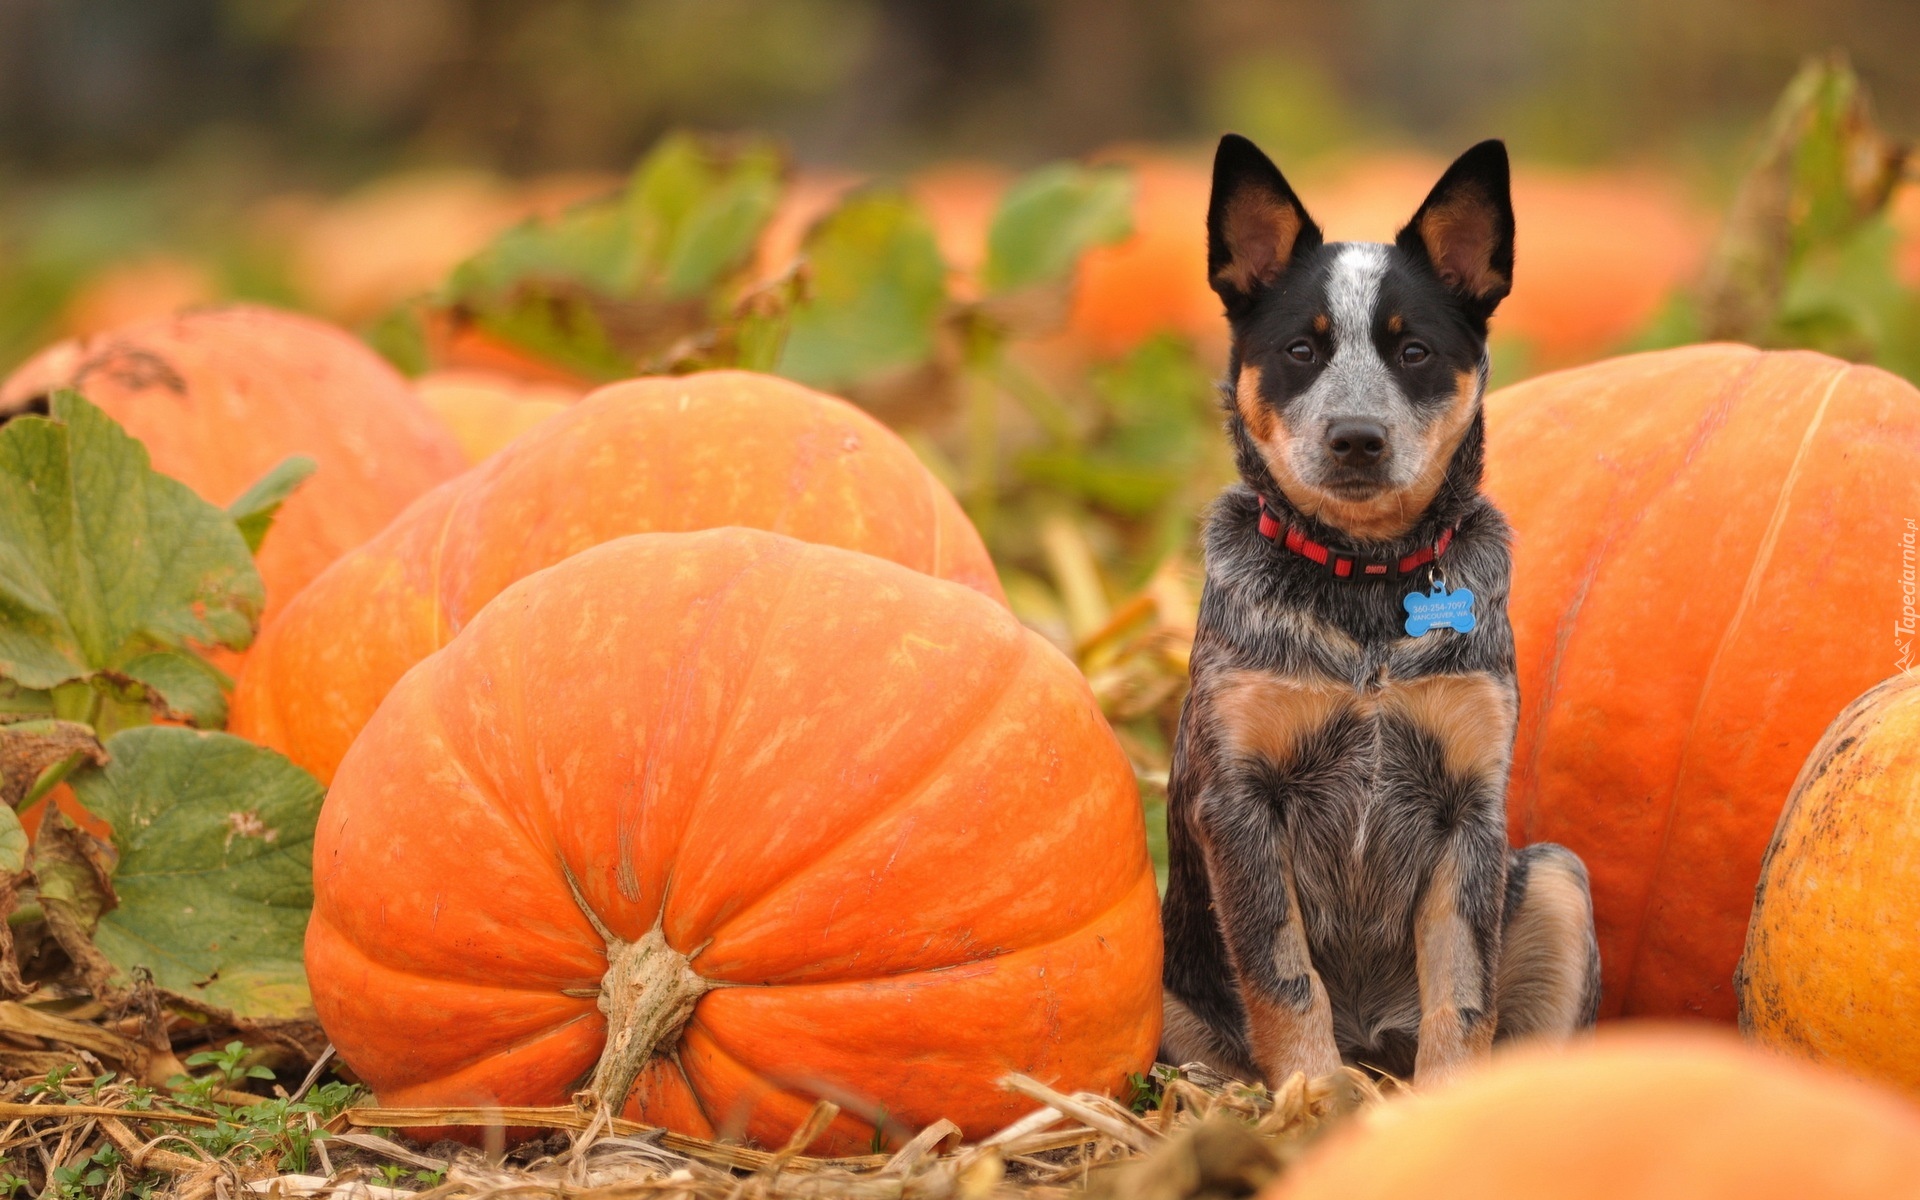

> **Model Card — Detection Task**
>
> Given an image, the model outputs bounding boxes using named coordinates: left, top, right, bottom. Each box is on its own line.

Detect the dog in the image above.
left=1158, top=134, right=1601, bottom=1087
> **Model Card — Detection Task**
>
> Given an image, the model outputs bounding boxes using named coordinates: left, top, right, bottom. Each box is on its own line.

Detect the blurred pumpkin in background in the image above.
left=0, top=306, right=467, bottom=669
left=753, top=167, right=865, bottom=285
left=414, top=369, right=581, bottom=464
left=1066, top=151, right=1221, bottom=361
left=908, top=161, right=1015, bottom=301
left=284, top=169, right=617, bottom=326
left=59, top=254, right=220, bottom=338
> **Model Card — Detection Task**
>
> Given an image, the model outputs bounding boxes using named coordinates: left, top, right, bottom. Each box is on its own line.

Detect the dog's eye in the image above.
left=1286, top=340, right=1315, bottom=364
left=1400, top=342, right=1430, bottom=366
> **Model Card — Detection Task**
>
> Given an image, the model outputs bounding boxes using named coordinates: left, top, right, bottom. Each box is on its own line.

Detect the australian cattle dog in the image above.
left=1159, top=134, right=1601, bottom=1087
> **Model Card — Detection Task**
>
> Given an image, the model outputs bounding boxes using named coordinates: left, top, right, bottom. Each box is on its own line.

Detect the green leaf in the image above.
left=443, top=133, right=784, bottom=377
left=628, top=133, right=785, bottom=298
left=70, top=726, right=324, bottom=1018
left=120, top=651, right=229, bottom=728
left=0, top=802, right=28, bottom=874
left=362, top=303, right=432, bottom=377
left=982, top=164, right=1134, bottom=295
left=0, top=681, right=53, bottom=718
left=776, top=191, right=949, bottom=389
left=227, top=456, right=317, bottom=556
left=0, top=391, right=263, bottom=691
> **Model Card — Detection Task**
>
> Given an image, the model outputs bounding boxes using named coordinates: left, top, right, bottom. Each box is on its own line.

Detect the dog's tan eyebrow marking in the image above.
left=1387, top=313, right=1404, bottom=334
left=1312, top=313, right=1331, bottom=334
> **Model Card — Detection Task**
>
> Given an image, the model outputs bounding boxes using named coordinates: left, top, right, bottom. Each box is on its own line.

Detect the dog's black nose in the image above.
left=1326, top=419, right=1389, bottom=467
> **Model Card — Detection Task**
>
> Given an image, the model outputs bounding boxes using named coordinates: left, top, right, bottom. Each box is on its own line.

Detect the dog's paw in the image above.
left=1404, top=585, right=1477, bottom=637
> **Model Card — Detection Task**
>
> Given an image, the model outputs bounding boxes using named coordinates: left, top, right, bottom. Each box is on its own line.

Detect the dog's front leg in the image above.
left=1196, top=788, right=1343, bottom=1086
left=1412, top=816, right=1507, bottom=1085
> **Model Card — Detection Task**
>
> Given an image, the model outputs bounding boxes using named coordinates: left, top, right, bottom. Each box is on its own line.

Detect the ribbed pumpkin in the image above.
left=1268, top=1030, right=1920, bottom=1200
left=1739, top=672, right=1920, bottom=1097
left=415, top=369, right=580, bottom=465
left=1485, top=345, right=1920, bottom=1020
left=231, top=370, right=1003, bottom=784
left=307, top=528, right=1161, bottom=1154
left=0, top=306, right=466, bottom=655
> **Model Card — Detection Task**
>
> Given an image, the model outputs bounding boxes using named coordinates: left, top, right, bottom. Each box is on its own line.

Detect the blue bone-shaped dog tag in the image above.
left=1404, top=584, right=1477, bottom=637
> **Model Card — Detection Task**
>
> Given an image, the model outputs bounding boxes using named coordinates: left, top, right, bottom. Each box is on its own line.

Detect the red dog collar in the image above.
left=1258, top=497, right=1455, bottom=580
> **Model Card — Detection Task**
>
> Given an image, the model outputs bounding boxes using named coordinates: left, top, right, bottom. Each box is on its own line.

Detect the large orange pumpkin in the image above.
left=306, top=528, right=1161, bottom=1154
left=1485, top=345, right=1920, bottom=1020
left=1739, top=671, right=1920, bottom=1097
left=0, top=306, right=467, bottom=654
left=231, top=370, right=1003, bottom=784
left=1268, top=1029, right=1920, bottom=1200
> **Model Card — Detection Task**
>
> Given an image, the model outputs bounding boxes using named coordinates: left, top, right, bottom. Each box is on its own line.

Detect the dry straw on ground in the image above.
left=0, top=1052, right=1388, bottom=1200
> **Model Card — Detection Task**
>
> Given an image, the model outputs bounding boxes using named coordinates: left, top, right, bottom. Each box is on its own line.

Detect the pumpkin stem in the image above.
left=586, top=925, right=713, bottom=1116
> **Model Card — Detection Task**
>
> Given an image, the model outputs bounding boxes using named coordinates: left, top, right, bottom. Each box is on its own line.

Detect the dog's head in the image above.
left=1208, top=134, right=1514, bottom=541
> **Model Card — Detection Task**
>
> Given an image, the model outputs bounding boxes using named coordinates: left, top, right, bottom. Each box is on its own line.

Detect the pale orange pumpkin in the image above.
left=231, top=370, right=1003, bottom=784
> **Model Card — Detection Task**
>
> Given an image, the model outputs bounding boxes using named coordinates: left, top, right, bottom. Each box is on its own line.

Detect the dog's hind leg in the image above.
left=1494, top=843, right=1602, bottom=1043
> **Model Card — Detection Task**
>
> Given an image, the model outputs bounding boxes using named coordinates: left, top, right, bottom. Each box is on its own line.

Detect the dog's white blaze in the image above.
left=1288, top=243, right=1417, bottom=488
left=1325, top=243, right=1388, bottom=361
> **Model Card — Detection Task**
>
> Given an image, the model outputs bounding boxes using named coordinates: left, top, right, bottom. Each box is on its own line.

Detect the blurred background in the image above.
left=3, top=0, right=1916, bottom=369
left=3, top=0, right=1917, bottom=171
left=4, top=0, right=1917, bottom=866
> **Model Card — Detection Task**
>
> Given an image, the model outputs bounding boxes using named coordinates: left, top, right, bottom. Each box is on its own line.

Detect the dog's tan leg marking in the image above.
left=1212, top=668, right=1353, bottom=769
left=1381, top=673, right=1517, bottom=780
left=1413, top=851, right=1498, bottom=1085
left=1161, top=995, right=1255, bottom=1083
left=1384, top=671, right=1515, bottom=1086
left=1241, top=865, right=1342, bottom=1085
left=1496, top=855, right=1596, bottom=1044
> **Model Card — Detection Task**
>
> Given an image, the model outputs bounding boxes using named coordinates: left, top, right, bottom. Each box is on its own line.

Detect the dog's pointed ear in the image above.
left=1207, top=134, right=1322, bottom=314
left=1396, top=139, right=1515, bottom=313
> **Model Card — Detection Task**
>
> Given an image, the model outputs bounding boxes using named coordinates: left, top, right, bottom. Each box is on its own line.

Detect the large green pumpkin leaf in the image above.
left=0, top=391, right=262, bottom=692
left=70, top=726, right=323, bottom=1018
left=776, top=191, right=949, bottom=389
left=982, top=164, right=1134, bottom=295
